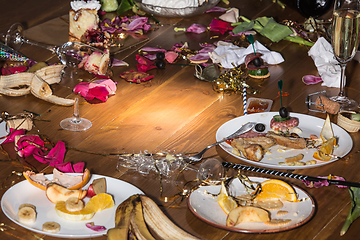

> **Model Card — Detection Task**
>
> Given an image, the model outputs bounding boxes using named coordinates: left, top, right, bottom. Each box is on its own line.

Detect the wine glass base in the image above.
left=60, top=117, right=92, bottom=132
left=5, top=23, right=24, bottom=51
left=329, top=95, right=359, bottom=110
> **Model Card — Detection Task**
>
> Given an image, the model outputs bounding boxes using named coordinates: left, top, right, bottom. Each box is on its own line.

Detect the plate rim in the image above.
left=187, top=176, right=316, bottom=233
left=1, top=173, right=144, bottom=238
left=216, top=112, right=353, bottom=170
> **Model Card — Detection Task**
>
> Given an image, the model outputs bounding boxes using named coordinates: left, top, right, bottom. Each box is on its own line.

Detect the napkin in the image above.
left=209, top=40, right=284, bottom=69
left=308, top=37, right=342, bottom=88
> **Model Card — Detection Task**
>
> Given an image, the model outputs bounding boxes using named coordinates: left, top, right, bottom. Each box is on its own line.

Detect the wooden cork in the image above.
left=315, top=95, right=340, bottom=115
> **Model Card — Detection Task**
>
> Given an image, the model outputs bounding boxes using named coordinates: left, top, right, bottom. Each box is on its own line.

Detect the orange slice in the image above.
left=313, top=137, right=336, bottom=161
left=55, top=201, right=95, bottom=221
left=254, top=179, right=297, bottom=202
left=217, top=182, right=237, bottom=214
left=23, top=168, right=90, bottom=191
left=84, top=193, right=115, bottom=212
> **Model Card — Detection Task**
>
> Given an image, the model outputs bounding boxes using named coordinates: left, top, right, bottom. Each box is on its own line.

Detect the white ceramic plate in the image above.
left=216, top=112, right=353, bottom=169
left=0, top=120, right=8, bottom=144
left=188, top=177, right=315, bottom=233
left=1, top=174, right=144, bottom=238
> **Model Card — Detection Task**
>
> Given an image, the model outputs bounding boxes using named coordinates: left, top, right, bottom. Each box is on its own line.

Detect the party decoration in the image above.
left=0, top=42, right=28, bottom=62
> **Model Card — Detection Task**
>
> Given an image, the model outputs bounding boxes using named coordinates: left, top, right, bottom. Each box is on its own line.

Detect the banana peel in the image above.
left=107, top=194, right=199, bottom=240
left=0, top=64, right=75, bottom=106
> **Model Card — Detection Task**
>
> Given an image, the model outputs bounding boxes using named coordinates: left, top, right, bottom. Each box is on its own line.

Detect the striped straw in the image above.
left=243, top=85, right=247, bottom=115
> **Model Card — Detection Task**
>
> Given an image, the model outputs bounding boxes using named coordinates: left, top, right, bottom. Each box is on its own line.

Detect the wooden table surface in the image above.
left=1, top=0, right=360, bottom=239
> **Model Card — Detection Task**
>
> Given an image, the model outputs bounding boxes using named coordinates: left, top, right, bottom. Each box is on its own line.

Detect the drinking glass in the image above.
left=60, top=98, right=92, bottom=131
left=330, top=0, right=360, bottom=110
left=3, top=23, right=110, bottom=75
left=196, top=158, right=224, bottom=181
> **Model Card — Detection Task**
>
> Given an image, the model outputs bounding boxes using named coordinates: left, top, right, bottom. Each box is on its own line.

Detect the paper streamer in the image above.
left=243, top=86, right=247, bottom=115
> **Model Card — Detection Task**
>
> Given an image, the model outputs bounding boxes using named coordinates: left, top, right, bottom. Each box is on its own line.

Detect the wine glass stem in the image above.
left=338, top=63, right=346, bottom=97
left=20, top=36, right=58, bottom=54
left=72, top=98, right=81, bottom=123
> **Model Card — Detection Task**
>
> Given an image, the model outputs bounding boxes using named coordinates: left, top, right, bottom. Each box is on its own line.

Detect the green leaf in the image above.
left=232, top=21, right=254, bottom=34
left=116, top=0, right=134, bottom=15
left=256, top=17, right=293, bottom=42
left=283, top=35, right=314, bottom=47
left=340, top=187, right=360, bottom=236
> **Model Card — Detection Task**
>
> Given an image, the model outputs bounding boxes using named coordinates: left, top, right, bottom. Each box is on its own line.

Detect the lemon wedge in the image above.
left=217, top=182, right=237, bottom=214
left=320, top=114, right=334, bottom=142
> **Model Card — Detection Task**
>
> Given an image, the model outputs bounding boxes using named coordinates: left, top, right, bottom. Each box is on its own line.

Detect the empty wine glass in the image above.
left=60, top=98, right=92, bottom=131
left=196, top=158, right=224, bottom=181
left=3, top=22, right=110, bottom=75
left=330, top=0, right=360, bottom=110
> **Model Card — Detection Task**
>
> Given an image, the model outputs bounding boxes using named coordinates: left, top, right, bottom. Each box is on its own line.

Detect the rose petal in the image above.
left=140, top=47, right=166, bottom=52
left=74, top=82, right=90, bottom=97
left=165, top=51, right=178, bottom=63
left=186, top=23, right=207, bottom=34
left=86, top=222, right=106, bottom=232
left=189, top=52, right=210, bottom=62
left=111, top=58, right=129, bottom=67
left=16, top=135, right=45, bottom=158
left=302, top=175, right=347, bottom=188
left=2, top=129, right=26, bottom=144
left=206, top=6, right=227, bottom=13
left=209, top=19, right=233, bottom=34
left=73, top=162, right=85, bottom=173
left=86, top=86, right=110, bottom=102
left=302, top=75, right=323, bottom=85
left=123, top=17, right=148, bottom=31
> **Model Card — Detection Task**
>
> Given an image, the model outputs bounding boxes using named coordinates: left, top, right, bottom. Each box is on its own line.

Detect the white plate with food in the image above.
left=188, top=177, right=315, bottom=233
left=1, top=174, right=144, bottom=238
left=216, top=112, right=352, bottom=169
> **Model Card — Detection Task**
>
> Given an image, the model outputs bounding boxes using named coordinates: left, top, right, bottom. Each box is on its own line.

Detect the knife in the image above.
left=222, top=161, right=360, bottom=188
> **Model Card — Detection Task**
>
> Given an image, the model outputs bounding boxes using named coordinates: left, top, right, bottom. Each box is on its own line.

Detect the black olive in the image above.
left=156, top=52, right=165, bottom=60
left=251, top=57, right=262, bottom=67
left=156, top=60, right=166, bottom=69
left=279, top=107, right=289, bottom=118
left=255, top=123, right=266, bottom=132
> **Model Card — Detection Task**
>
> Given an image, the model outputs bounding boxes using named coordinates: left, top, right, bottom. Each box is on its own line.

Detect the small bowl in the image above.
left=245, top=98, right=273, bottom=114
left=337, top=111, right=360, bottom=132
left=134, top=0, right=221, bottom=17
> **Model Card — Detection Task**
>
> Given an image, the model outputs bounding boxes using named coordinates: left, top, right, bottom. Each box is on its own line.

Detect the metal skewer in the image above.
left=222, top=161, right=360, bottom=188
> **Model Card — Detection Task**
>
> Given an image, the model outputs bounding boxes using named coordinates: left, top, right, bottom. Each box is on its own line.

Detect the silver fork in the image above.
left=187, top=122, right=257, bottom=162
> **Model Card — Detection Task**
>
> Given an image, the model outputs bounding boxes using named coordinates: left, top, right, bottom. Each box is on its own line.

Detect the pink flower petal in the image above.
left=86, top=86, right=109, bottom=102
left=165, top=51, right=178, bottom=63
left=93, top=79, right=117, bottom=95
left=123, top=17, right=148, bottom=31
left=140, top=47, right=166, bottom=52
left=209, top=19, right=233, bottom=34
left=302, top=75, right=323, bottom=85
left=189, top=52, right=210, bottom=62
left=2, top=129, right=26, bottom=144
left=33, top=141, right=65, bottom=166
left=302, top=176, right=347, bottom=188
left=74, top=82, right=90, bottom=98
left=16, top=135, right=45, bottom=158
left=111, top=58, right=129, bottom=67
left=206, top=6, right=227, bottom=13
left=86, top=222, right=106, bottom=232
left=186, top=23, right=207, bottom=34
left=72, top=162, right=85, bottom=173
